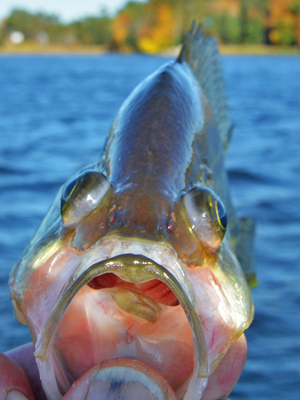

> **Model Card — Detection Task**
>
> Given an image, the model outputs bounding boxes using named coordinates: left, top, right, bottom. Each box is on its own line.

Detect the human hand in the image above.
left=1, top=341, right=239, bottom=400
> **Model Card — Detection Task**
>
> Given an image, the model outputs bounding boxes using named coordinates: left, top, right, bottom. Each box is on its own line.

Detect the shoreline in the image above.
left=219, top=44, right=300, bottom=55
left=0, top=43, right=299, bottom=56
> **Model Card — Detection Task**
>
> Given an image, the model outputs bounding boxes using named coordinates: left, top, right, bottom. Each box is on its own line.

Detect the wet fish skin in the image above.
left=9, top=23, right=254, bottom=400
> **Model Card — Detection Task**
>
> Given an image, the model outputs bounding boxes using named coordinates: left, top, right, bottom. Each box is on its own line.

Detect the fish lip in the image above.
left=35, top=247, right=209, bottom=399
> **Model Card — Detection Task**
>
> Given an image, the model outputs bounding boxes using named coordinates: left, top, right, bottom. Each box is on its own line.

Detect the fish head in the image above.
left=10, top=165, right=253, bottom=400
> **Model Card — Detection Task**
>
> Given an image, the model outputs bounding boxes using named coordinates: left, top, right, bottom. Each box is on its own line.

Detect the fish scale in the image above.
left=9, top=23, right=254, bottom=400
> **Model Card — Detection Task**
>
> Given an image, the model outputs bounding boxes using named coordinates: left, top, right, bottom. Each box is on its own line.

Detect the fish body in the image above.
left=10, top=25, right=254, bottom=400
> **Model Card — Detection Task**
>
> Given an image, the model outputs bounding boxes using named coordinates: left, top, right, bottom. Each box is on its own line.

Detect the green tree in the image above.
left=70, top=13, right=112, bottom=46
left=218, top=14, right=241, bottom=44
left=6, top=9, right=60, bottom=41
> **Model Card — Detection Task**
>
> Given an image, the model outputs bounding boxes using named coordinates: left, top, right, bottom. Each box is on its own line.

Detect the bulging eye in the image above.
left=61, top=171, right=110, bottom=228
left=183, top=186, right=227, bottom=249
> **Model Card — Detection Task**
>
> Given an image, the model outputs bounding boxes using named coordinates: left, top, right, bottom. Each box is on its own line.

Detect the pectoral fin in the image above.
left=235, top=217, right=258, bottom=289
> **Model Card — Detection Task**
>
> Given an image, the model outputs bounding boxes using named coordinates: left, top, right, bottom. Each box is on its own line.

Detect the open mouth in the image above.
left=34, top=254, right=209, bottom=400
left=88, top=274, right=180, bottom=306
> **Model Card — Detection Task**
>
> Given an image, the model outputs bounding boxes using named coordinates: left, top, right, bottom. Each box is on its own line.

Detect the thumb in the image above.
left=0, top=353, right=35, bottom=400
left=63, top=358, right=177, bottom=400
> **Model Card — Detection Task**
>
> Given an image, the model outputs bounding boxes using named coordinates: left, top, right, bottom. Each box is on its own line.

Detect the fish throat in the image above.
left=35, top=254, right=208, bottom=399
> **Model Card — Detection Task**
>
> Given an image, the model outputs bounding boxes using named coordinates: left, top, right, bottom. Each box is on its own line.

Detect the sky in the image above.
left=0, top=0, right=137, bottom=22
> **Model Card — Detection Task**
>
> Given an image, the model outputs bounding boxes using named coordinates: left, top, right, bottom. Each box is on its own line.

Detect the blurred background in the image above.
left=0, top=1, right=300, bottom=400
left=0, top=0, right=300, bottom=53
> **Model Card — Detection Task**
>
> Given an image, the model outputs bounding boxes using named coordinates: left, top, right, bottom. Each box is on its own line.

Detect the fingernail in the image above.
left=6, top=391, right=29, bottom=400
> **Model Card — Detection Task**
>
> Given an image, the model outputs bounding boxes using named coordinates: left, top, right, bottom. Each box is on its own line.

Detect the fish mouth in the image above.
left=35, top=252, right=209, bottom=400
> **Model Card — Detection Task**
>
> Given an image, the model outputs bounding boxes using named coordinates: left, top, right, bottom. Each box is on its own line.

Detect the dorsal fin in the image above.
left=178, top=22, right=233, bottom=150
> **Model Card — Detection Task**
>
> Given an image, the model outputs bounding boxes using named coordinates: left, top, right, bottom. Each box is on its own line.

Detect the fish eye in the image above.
left=183, top=186, right=227, bottom=249
left=61, top=171, right=110, bottom=228
left=216, top=199, right=227, bottom=231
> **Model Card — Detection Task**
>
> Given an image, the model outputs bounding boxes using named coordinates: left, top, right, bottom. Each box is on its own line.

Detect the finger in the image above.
left=0, top=352, right=35, bottom=400
left=202, top=334, right=247, bottom=400
left=5, top=343, right=46, bottom=400
left=63, top=358, right=177, bottom=400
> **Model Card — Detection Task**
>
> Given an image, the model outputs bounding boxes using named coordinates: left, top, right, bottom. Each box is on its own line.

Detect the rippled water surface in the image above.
left=0, top=54, right=299, bottom=399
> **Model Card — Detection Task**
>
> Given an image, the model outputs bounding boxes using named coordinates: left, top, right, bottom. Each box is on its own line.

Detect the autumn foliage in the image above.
left=1, top=0, right=300, bottom=50
left=267, top=0, right=300, bottom=44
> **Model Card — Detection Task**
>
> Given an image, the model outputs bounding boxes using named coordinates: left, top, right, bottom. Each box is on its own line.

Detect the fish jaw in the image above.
left=31, top=236, right=208, bottom=400
left=185, top=239, right=254, bottom=374
left=10, top=233, right=253, bottom=400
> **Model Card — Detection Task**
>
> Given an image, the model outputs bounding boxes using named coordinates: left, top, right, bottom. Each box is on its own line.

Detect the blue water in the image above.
left=0, top=54, right=299, bottom=399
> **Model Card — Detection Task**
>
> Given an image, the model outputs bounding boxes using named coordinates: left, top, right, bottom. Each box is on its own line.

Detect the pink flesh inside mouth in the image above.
left=53, top=273, right=194, bottom=396
left=88, top=274, right=180, bottom=306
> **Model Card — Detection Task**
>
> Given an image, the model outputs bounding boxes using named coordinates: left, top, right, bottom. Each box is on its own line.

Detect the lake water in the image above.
left=0, top=53, right=299, bottom=399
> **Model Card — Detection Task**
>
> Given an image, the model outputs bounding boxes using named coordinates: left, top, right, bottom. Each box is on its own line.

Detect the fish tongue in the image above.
left=63, top=358, right=177, bottom=400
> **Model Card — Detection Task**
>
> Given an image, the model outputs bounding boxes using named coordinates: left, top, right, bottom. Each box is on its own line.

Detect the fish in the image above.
left=9, top=23, right=256, bottom=400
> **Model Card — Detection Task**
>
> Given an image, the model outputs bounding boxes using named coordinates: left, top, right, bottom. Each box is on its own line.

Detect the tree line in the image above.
left=0, top=0, right=300, bottom=51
